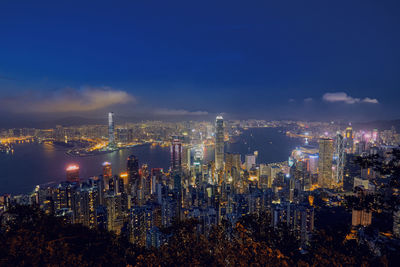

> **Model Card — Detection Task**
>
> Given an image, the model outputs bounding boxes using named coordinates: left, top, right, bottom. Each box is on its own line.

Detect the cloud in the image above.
left=322, top=92, right=378, bottom=104
left=0, top=87, right=135, bottom=113
left=304, top=97, right=313, bottom=102
left=288, top=98, right=295, bottom=103
left=362, top=97, right=379, bottom=104
left=154, top=109, right=208, bottom=116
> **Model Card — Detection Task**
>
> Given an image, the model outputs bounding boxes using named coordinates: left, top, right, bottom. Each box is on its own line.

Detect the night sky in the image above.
left=0, top=0, right=399, bottom=125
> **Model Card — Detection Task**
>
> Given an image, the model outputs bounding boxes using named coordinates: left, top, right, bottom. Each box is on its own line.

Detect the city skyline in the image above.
left=1, top=2, right=400, bottom=265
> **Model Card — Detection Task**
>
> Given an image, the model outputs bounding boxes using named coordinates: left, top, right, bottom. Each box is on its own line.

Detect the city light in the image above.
left=0, top=2, right=399, bottom=265
left=66, top=165, right=79, bottom=171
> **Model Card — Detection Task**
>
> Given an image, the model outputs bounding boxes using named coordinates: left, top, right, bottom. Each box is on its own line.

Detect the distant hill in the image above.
left=353, top=119, right=400, bottom=132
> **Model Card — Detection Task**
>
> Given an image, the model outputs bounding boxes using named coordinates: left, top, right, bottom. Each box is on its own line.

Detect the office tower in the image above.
left=245, top=154, right=256, bottom=170
left=119, top=172, right=129, bottom=192
left=318, top=138, right=333, bottom=188
left=108, top=112, right=115, bottom=146
left=225, top=152, right=241, bottom=174
left=343, top=154, right=361, bottom=191
left=270, top=165, right=280, bottom=187
left=355, top=141, right=366, bottom=155
left=102, top=162, right=112, bottom=190
left=182, top=146, right=191, bottom=173
left=170, top=137, right=182, bottom=173
left=345, top=126, right=354, bottom=153
left=214, top=116, right=224, bottom=171
left=335, top=133, right=345, bottom=187
left=127, top=155, right=140, bottom=194
left=308, top=154, right=318, bottom=175
left=174, top=173, right=182, bottom=192
left=66, top=165, right=80, bottom=183
left=372, top=129, right=379, bottom=143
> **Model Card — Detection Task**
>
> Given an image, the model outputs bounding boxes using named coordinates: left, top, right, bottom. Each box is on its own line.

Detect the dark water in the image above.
left=0, top=127, right=300, bottom=194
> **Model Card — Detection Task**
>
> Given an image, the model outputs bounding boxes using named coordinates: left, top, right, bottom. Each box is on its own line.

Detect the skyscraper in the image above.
left=335, top=133, right=345, bottom=187
left=308, top=154, right=319, bottom=175
left=108, top=112, right=115, bottom=147
left=170, top=137, right=182, bottom=173
left=215, top=116, right=224, bottom=171
left=245, top=154, right=256, bottom=170
left=225, top=152, right=241, bottom=174
left=345, top=126, right=353, bottom=153
left=127, top=155, right=140, bottom=194
left=66, top=165, right=80, bottom=183
left=318, top=138, right=333, bottom=188
left=102, top=162, right=112, bottom=190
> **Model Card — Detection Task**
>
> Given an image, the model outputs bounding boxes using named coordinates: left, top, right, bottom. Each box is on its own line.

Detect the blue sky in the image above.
left=0, top=0, right=399, bottom=124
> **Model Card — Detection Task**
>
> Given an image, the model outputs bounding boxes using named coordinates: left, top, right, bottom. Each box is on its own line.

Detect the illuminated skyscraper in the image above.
left=170, top=137, right=182, bottom=173
left=215, top=116, right=224, bottom=171
left=102, top=162, right=112, bottom=189
left=127, top=155, right=140, bottom=194
left=318, top=138, right=333, bottom=188
left=309, top=154, right=319, bottom=175
left=245, top=154, right=256, bottom=170
left=225, top=152, right=241, bottom=174
left=372, top=129, right=379, bottom=143
left=66, top=165, right=80, bottom=183
left=345, top=126, right=353, bottom=153
left=108, top=112, right=115, bottom=147
left=182, top=146, right=191, bottom=173
left=335, top=133, right=345, bottom=187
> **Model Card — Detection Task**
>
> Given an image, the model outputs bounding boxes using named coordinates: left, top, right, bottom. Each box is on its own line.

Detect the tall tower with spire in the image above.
left=215, top=116, right=224, bottom=171
left=108, top=112, right=115, bottom=147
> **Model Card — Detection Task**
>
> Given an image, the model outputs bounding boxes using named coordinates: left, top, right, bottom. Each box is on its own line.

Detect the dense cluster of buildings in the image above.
left=1, top=115, right=400, bottom=251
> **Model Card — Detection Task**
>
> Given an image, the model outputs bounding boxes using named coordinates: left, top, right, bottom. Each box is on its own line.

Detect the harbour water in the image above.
left=0, top=127, right=301, bottom=195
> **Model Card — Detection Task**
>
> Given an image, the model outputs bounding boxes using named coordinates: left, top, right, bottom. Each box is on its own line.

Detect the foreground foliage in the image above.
left=0, top=205, right=394, bottom=266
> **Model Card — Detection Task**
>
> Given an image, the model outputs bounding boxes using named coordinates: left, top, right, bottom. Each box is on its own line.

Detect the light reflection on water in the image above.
left=0, top=128, right=300, bottom=194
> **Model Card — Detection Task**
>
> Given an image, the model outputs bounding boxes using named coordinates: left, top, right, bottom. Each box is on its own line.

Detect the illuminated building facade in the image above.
left=214, top=116, right=224, bottom=171
left=335, top=133, right=345, bottom=187
left=309, top=154, right=318, bottom=175
left=318, top=138, right=333, bottom=188
left=245, top=154, right=256, bottom=170
left=345, top=126, right=354, bottom=153
left=225, top=152, right=241, bottom=176
left=102, top=162, right=112, bottom=189
left=66, top=165, right=80, bottom=183
left=127, top=155, right=140, bottom=194
left=170, top=137, right=182, bottom=173
left=108, top=112, right=115, bottom=147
